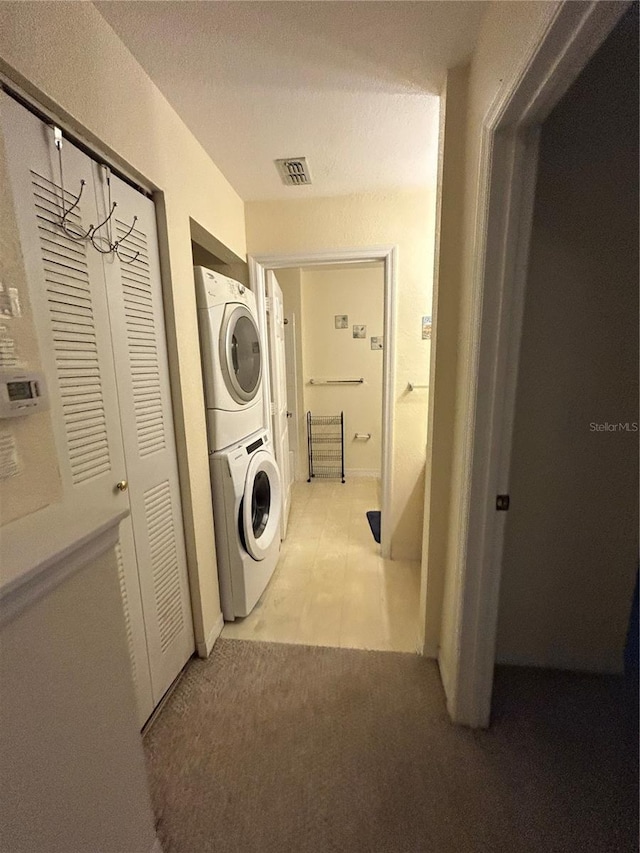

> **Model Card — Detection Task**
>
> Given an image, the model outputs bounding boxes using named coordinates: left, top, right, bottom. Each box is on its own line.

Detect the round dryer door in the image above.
left=220, top=305, right=262, bottom=404
left=242, top=451, right=282, bottom=561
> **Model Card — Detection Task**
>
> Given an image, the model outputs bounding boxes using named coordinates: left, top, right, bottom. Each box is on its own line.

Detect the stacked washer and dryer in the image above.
left=195, top=266, right=282, bottom=621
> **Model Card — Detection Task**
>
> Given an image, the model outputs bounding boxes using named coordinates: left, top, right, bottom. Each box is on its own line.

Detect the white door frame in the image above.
left=265, top=269, right=292, bottom=539
left=249, top=247, right=397, bottom=559
left=446, top=0, right=630, bottom=727
left=283, top=312, right=300, bottom=477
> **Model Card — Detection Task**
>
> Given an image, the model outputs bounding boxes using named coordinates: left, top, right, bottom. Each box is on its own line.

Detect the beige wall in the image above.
left=302, top=266, right=384, bottom=477
left=496, top=10, right=639, bottom=672
left=246, top=191, right=435, bottom=560
left=432, top=2, right=562, bottom=683
left=0, top=2, right=247, bottom=650
left=0, top=547, right=157, bottom=852
left=419, top=64, right=469, bottom=657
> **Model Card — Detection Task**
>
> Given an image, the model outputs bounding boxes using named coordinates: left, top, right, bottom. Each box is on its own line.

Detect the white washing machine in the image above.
left=210, top=429, right=282, bottom=620
left=195, top=266, right=264, bottom=451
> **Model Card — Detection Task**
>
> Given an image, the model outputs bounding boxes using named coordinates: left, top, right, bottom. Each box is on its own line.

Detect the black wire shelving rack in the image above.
left=306, top=411, right=345, bottom=484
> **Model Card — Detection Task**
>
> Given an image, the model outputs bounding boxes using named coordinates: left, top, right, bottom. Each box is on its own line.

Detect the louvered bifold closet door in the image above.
left=94, top=165, right=194, bottom=706
left=0, top=94, right=126, bottom=511
left=1, top=93, right=154, bottom=727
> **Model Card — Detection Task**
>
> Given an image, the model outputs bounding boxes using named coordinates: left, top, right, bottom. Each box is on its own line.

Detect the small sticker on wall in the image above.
left=0, top=283, right=12, bottom=318
left=8, top=288, right=21, bottom=318
left=353, top=325, right=366, bottom=339
left=0, top=327, right=18, bottom=368
left=0, top=431, right=20, bottom=480
left=422, top=315, right=432, bottom=340
left=370, top=336, right=383, bottom=350
left=0, top=283, right=22, bottom=319
left=335, top=315, right=348, bottom=329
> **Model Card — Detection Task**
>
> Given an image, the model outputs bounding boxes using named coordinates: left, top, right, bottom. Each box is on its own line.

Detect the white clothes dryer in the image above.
left=209, top=429, right=282, bottom=620
left=195, top=266, right=264, bottom=451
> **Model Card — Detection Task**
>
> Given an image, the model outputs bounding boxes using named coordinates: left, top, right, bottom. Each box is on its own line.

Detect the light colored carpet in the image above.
left=144, top=640, right=637, bottom=853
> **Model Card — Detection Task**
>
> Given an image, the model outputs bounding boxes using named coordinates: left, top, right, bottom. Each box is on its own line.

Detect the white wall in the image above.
left=0, top=2, right=248, bottom=651
left=246, top=190, right=435, bottom=560
left=274, top=268, right=307, bottom=480
left=0, top=547, right=157, bottom=852
left=496, top=10, right=639, bottom=672
left=302, top=265, right=384, bottom=477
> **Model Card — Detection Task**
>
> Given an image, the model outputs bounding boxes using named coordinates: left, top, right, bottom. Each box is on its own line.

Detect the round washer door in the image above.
left=220, top=304, right=262, bottom=404
left=242, top=451, right=282, bottom=561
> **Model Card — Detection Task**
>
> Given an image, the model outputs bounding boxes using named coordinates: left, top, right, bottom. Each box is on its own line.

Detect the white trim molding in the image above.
left=196, top=611, right=225, bottom=658
left=447, top=0, right=630, bottom=727
left=344, top=469, right=381, bottom=479
left=249, top=246, right=397, bottom=559
left=0, top=505, right=129, bottom=629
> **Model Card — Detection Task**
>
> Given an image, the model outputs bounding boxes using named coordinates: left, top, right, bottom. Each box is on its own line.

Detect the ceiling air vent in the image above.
left=275, top=157, right=312, bottom=186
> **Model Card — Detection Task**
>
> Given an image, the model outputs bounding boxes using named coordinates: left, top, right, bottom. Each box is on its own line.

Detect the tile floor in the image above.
left=221, top=478, right=421, bottom=652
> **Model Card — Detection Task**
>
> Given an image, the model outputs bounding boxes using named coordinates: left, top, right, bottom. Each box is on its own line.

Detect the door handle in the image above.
left=116, top=479, right=128, bottom=492
left=286, top=412, right=293, bottom=418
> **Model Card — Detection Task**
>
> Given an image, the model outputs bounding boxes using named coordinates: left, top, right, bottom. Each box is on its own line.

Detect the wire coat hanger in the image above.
left=54, top=127, right=94, bottom=242
left=92, top=165, right=140, bottom=264
left=53, top=128, right=140, bottom=264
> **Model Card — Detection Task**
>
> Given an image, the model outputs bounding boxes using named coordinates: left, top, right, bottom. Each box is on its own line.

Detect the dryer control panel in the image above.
left=194, top=266, right=251, bottom=310
left=246, top=435, right=265, bottom=455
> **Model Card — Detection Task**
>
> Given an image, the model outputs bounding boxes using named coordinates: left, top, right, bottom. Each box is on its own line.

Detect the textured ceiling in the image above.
left=96, top=1, right=486, bottom=201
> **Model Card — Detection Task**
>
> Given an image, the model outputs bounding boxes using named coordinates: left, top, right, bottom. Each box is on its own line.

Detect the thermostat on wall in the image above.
left=0, top=369, right=49, bottom=418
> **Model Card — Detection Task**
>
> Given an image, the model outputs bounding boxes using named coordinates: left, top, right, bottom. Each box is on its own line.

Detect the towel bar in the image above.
left=310, top=378, right=364, bottom=385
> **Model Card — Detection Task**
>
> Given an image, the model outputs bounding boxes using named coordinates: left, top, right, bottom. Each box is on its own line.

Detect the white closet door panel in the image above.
left=95, top=165, right=194, bottom=704
left=1, top=94, right=154, bottom=726
left=116, top=519, right=154, bottom=726
left=0, top=94, right=125, bottom=515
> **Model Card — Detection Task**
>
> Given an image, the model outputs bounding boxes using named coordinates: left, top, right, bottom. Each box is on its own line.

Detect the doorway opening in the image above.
left=250, top=247, right=397, bottom=554
left=436, top=2, right=636, bottom=727
left=218, top=248, right=421, bottom=652
left=271, top=262, right=385, bottom=500
left=495, top=6, right=638, bottom=681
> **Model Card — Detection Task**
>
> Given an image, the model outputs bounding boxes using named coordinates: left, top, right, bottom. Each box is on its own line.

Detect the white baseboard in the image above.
left=345, top=469, right=381, bottom=479
left=422, top=639, right=438, bottom=660
left=438, top=652, right=453, bottom=709
left=196, top=612, right=224, bottom=658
